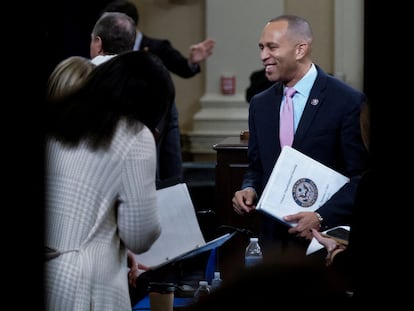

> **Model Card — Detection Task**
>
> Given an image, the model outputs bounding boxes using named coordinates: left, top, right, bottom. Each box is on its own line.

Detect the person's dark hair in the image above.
left=46, top=50, right=175, bottom=150
left=92, top=12, right=136, bottom=54
left=102, top=0, right=139, bottom=25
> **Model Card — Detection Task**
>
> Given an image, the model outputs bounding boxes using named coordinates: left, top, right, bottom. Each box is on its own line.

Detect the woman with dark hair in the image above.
left=44, top=50, right=174, bottom=311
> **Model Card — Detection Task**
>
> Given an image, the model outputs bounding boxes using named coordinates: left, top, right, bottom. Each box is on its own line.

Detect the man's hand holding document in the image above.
left=256, top=146, right=349, bottom=227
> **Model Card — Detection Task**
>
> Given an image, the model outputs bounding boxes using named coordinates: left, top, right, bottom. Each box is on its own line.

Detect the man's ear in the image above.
left=295, top=42, right=308, bottom=60
left=95, top=36, right=103, bottom=53
left=91, top=35, right=103, bottom=54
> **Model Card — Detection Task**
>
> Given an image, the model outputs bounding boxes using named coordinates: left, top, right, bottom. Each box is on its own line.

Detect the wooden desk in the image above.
left=213, top=137, right=261, bottom=280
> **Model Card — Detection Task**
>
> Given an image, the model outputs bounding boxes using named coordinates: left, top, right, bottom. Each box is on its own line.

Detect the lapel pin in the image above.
left=311, top=98, right=319, bottom=106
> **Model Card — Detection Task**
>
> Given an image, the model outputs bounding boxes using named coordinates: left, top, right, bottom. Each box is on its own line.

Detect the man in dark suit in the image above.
left=139, top=32, right=214, bottom=183
left=232, top=15, right=368, bottom=256
left=102, top=0, right=215, bottom=184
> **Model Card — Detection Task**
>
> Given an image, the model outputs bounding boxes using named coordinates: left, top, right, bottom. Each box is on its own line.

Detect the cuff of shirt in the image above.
left=187, top=61, right=200, bottom=72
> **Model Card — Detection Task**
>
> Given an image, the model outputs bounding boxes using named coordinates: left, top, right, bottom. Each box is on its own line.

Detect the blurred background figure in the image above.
left=102, top=0, right=215, bottom=183
left=89, top=10, right=179, bottom=186
left=245, top=68, right=274, bottom=103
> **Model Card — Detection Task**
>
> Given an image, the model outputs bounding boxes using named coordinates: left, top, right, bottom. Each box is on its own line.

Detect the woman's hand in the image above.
left=311, top=228, right=346, bottom=266
left=128, top=262, right=150, bottom=287
left=127, top=250, right=150, bottom=287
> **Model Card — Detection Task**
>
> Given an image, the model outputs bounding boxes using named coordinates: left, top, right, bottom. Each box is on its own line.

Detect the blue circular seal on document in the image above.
left=292, top=178, right=318, bottom=207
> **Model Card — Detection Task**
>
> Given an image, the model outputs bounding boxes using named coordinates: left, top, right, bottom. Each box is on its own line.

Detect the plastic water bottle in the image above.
left=244, top=237, right=263, bottom=267
left=210, top=271, right=223, bottom=291
left=194, top=280, right=210, bottom=302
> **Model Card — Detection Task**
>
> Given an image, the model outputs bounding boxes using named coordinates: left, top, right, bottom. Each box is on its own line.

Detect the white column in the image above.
left=188, top=0, right=284, bottom=160
left=334, top=0, right=364, bottom=91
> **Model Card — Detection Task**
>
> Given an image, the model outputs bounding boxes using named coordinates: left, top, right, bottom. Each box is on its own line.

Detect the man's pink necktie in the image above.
left=280, top=87, right=296, bottom=147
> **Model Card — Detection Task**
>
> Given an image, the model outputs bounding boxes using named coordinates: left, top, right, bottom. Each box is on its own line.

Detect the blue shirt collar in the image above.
left=292, top=63, right=317, bottom=97
left=133, top=31, right=143, bottom=51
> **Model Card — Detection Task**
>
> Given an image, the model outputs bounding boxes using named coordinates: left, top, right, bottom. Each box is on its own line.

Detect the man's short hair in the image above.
left=92, top=12, right=136, bottom=54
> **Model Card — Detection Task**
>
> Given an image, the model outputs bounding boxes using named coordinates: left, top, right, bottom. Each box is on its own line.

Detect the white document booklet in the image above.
left=135, top=182, right=233, bottom=269
left=256, top=146, right=350, bottom=227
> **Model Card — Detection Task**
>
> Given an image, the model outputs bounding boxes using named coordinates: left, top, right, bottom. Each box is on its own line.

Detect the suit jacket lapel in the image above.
left=139, top=35, right=153, bottom=52
left=262, top=84, right=283, bottom=157
left=293, top=69, right=328, bottom=146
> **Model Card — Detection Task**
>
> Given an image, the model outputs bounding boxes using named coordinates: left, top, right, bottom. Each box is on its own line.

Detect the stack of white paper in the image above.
left=135, top=183, right=233, bottom=269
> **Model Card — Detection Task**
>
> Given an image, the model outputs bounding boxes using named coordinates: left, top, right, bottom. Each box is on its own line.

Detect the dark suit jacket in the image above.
left=140, top=35, right=200, bottom=78
left=138, top=34, right=201, bottom=184
left=243, top=65, right=368, bottom=240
